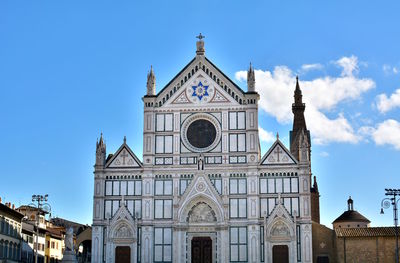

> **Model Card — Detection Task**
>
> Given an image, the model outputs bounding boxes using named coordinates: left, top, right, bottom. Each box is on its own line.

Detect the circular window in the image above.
left=181, top=113, right=221, bottom=153
left=187, top=119, right=216, bottom=148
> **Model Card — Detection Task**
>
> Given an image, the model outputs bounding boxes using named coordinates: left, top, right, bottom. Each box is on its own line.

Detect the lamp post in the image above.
left=380, top=188, right=400, bottom=263
left=30, top=194, right=51, bottom=263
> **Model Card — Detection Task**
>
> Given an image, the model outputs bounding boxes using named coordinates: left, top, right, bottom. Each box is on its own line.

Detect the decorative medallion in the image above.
left=192, top=81, right=209, bottom=100
left=196, top=182, right=206, bottom=192
left=181, top=113, right=221, bottom=153
left=186, top=78, right=215, bottom=104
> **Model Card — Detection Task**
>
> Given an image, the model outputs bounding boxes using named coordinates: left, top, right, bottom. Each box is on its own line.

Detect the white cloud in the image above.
left=335, top=55, right=359, bottom=76
left=300, top=63, right=323, bottom=73
left=235, top=56, right=375, bottom=145
left=320, top=151, right=329, bottom=157
left=383, top=64, right=399, bottom=75
left=360, top=119, right=400, bottom=150
left=258, top=126, right=275, bottom=143
left=376, top=88, right=400, bottom=113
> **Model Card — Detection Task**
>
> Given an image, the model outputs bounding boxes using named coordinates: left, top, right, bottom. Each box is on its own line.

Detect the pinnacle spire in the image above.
left=96, top=132, right=106, bottom=167
left=247, top=62, right=256, bottom=92
left=146, top=65, right=156, bottom=96
left=313, top=176, right=318, bottom=192
left=290, top=76, right=310, bottom=161
left=294, top=75, right=303, bottom=105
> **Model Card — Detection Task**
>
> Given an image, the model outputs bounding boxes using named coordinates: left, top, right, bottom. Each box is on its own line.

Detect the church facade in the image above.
left=92, top=36, right=315, bottom=263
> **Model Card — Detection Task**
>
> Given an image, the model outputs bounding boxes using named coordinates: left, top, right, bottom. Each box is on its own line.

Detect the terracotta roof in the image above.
left=332, top=210, right=370, bottom=223
left=335, top=227, right=398, bottom=237
left=0, top=203, right=24, bottom=220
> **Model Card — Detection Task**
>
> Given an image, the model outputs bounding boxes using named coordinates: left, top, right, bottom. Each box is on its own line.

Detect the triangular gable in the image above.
left=108, top=199, right=137, bottom=240
left=166, top=71, right=240, bottom=107
left=153, top=55, right=246, bottom=107
left=177, top=173, right=224, bottom=222
left=260, top=139, right=297, bottom=165
left=265, top=196, right=296, bottom=239
left=110, top=199, right=135, bottom=223
left=106, top=140, right=143, bottom=169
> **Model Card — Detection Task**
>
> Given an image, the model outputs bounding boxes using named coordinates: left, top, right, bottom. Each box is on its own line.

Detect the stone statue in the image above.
left=61, top=227, right=77, bottom=263
left=65, top=227, right=74, bottom=251
left=198, top=155, right=204, bottom=170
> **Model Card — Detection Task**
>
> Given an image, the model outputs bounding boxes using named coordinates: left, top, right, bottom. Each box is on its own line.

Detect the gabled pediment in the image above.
left=109, top=200, right=137, bottom=240
left=268, top=197, right=294, bottom=223
left=165, top=71, right=240, bottom=107
left=177, top=173, right=225, bottom=223
left=105, top=140, right=143, bottom=169
left=260, top=139, right=297, bottom=165
left=110, top=201, right=134, bottom=223
left=265, top=196, right=296, bottom=240
left=153, top=56, right=247, bottom=108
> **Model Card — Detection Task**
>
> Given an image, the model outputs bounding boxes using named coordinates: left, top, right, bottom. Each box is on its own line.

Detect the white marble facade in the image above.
left=92, top=37, right=313, bottom=263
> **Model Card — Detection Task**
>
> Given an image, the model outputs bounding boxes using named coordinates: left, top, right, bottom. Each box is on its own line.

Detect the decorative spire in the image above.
left=294, top=75, right=303, bottom=105
left=290, top=76, right=310, bottom=161
left=247, top=62, right=256, bottom=92
left=276, top=132, right=279, bottom=140
left=313, top=176, right=318, bottom=192
left=123, top=136, right=126, bottom=144
left=96, top=132, right=106, bottom=167
left=146, top=65, right=156, bottom=96
left=347, top=196, right=354, bottom=211
left=196, top=33, right=205, bottom=56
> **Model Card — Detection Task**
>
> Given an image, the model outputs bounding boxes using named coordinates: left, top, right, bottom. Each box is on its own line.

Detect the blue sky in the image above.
left=1, top=1, right=399, bottom=227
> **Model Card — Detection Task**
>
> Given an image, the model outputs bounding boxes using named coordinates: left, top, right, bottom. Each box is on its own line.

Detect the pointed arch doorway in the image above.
left=273, top=245, right=289, bottom=263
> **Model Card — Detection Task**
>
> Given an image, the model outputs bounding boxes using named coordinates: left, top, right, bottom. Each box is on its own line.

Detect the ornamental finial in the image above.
left=196, top=33, right=205, bottom=56
left=196, top=33, right=205, bottom=40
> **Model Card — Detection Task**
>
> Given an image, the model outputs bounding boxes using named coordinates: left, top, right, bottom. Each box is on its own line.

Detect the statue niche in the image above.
left=187, top=202, right=217, bottom=223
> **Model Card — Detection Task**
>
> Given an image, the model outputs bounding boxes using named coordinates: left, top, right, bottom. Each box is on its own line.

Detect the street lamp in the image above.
left=381, top=188, right=400, bottom=263
left=29, top=194, right=51, bottom=263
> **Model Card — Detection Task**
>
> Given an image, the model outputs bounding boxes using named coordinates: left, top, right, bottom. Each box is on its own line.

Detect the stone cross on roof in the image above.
left=196, top=33, right=205, bottom=40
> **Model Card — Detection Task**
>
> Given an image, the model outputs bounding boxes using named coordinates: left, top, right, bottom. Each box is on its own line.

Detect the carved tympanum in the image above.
left=187, top=202, right=216, bottom=223
left=115, top=225, right=132, bottom=238
left=271, top=221, right=290, bottom=237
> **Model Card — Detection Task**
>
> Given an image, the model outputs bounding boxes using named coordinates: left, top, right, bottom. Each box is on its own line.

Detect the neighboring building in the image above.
left=312, top=197, right=399, bottom=263
left=332, top=197, right=370, bottom=229
left=21, top=222, right=35, bottom=263
left=45, top=226, right=63, bottom=263
left=0, top=200, right=24, bottom=263
left=92, top=36, right=316, bottom=263
left=75, top=227, right=91, bottom=263
left=335, top=227, right=399, bottom=263
left=17, top=206, right=48, bottom=263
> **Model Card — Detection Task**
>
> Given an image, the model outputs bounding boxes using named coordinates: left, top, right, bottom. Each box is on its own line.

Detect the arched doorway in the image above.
left=273, top=245, right=289, bottom=263
left=191, top=237, right=212, bottom=263
left=115, top=246, right=130, bottom=263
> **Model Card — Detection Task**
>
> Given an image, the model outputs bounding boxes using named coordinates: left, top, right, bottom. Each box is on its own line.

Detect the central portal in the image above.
left=115, top=246, right=130, bottom=263
left=191, top=237, right=212, bottom=263
left=273, top=245, right=289, bottom=263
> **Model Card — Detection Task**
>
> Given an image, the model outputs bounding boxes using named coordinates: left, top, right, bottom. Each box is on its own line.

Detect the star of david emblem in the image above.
left=192, top=81, right=209, bottom=100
